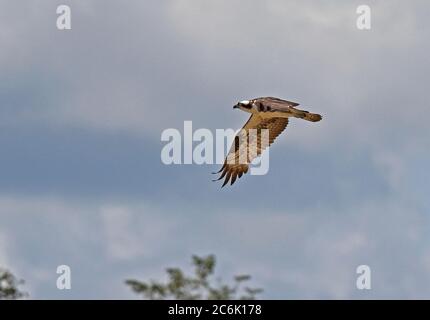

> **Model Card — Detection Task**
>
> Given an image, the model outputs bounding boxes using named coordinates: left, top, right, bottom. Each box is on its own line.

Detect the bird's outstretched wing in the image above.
left=255, top=97, right=300, bottom=111
left=213, top=115, right=289, bottom=187
left=255, top=97, right=321, bottom=121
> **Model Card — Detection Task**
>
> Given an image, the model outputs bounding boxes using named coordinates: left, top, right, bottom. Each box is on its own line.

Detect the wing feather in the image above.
left=253, top=97, right=299, bottom=113
left=215, top=114, right=289, bottom=187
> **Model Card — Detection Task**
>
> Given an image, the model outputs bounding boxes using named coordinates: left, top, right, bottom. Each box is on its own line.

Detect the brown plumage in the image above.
left=213, top=97, right=322, bottom=187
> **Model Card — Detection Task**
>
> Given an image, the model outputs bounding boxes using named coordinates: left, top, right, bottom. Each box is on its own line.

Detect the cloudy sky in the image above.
left=1, top=0, right=429, bottom=299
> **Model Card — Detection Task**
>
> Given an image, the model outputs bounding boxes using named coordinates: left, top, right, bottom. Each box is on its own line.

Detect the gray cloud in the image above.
left=1, top=0, right=429, bottom=299
left=1, top=192, right=429, bottom=299
left=2, top=1, right=429, bottom=145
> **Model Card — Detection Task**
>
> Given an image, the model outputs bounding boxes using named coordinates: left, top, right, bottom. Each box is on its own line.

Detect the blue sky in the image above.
left=1, top=0, right=430, bottom=299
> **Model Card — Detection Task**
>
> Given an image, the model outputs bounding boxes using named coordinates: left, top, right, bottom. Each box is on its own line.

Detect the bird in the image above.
left=213, top=97, right=322, bottom=187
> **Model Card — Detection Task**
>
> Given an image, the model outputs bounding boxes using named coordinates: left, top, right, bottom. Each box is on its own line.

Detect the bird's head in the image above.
left=233, top=100, right=253, bottom=112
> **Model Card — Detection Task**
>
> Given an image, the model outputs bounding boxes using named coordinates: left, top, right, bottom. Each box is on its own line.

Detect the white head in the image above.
left=233, top=100, right=253, bottom=112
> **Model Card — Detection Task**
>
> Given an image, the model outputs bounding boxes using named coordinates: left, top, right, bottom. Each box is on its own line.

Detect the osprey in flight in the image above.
left=214, top=97, right=322, bottom=187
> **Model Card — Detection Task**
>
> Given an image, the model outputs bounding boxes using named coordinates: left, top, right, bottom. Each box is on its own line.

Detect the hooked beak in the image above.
left=233, top=104, right=239, bottom=109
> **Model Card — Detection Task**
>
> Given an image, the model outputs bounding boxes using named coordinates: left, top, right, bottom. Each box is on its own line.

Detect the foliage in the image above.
left=0, top=268, right=27, bottom=300
left=126, top=254, right=263, bottom=300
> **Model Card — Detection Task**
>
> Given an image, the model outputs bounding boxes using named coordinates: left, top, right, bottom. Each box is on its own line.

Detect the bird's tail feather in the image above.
left=291, top=108, right=322, bottom=122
